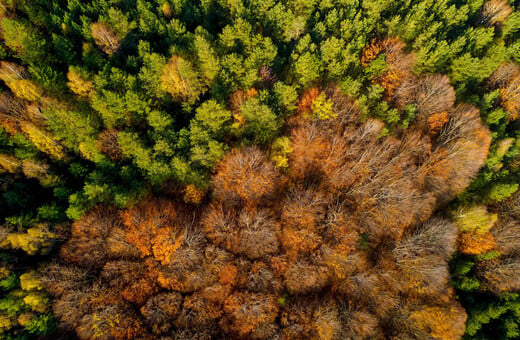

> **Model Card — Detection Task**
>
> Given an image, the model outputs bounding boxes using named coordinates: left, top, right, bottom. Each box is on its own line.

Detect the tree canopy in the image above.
left=0, top=0, right=519, bottom=338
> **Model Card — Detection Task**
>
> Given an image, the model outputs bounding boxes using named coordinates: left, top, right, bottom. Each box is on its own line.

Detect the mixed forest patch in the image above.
left=45, top=77, right=492, bottom=338
left=0, top=0, right=519, bottom=339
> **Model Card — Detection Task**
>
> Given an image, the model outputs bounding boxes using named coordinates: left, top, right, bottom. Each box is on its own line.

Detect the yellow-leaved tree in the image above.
left=66, top=69, right=95, bottom=99
left=2, top=224, right=55, bottom=255
left=160, top=55, right=205, bottom=104
left=19, top=122, right=65, bottom=160
left=453, top=205, right=498, bottom=255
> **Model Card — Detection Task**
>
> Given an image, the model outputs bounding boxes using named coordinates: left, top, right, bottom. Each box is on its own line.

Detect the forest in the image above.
left=0, top=0, right=520, bottom=339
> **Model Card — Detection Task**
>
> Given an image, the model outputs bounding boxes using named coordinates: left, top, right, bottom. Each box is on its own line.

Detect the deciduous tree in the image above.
left=90, top=22, right=122, bottom=55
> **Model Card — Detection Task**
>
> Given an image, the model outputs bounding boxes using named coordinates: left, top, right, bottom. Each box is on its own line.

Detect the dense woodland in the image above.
left=0, top=0, right=520, bottom=339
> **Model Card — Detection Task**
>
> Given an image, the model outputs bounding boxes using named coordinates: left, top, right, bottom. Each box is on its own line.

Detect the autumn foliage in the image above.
left=489, top=63, right=520, bottom=121
left=468, top=193, right=520, bottom=295
left=43, top=57, right=493, bottom=338
left=363, top=41, right=490, bottom=206
left=362, top=38, right=415, bottom=101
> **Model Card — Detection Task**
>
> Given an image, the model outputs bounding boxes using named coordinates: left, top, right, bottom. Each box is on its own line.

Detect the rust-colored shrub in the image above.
left=235, top=208, right=280, bottom=259
left=229, top=88, right=258, bottom=114
left=221, top=292, right=278, bottom=337
left=218, top=264, right=238, bottom=286
left=0, top=92, right=27, bottom=120
left=100, top=260, right=158, bottom=305
left=488, top=63, right=519, bottom=88
left=423, top=104, right=491, bottom=204
left=283, top=261, right=329, bottom=294
left=500, top=77, right=520, bottom=121
left=379, top=68, right=406, bottom=99
left=361, top=39, right=385, bottom=67
left=362, top=38, right=416, bottom=103
left=59, top=205, right=121, bottom=268
left=120, top=197, right=178, bottom=257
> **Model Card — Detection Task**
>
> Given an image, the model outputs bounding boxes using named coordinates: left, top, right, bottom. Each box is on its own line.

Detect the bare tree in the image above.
left=491, top=219, right=520, bottom=256
left=283, top=261, right=329, bottom=294
left=236, top=208, right=280, bottom=260
left=488, top=63, right=520, bottom=88
left=480, top=0, right=513, bottom=26
left=480, top=256, right=520, bottom=293
left=96, top=129, right=123, bottom=160
left=212, top=147, right=280, bottom=205
left=140, top=292, right=183, bottom=334
left=414, top=75, right=456, bottom=117
left=91, top=22, right=122, bottom=55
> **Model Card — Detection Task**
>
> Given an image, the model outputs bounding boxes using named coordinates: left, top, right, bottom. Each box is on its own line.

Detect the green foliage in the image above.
left=364, top=53, right=387, bottom=78
left=503, top=12, right=520, bottom=39
left=0, top=18, right=47, bottom=63
left=358, top=84, right=400, bottom=125
left=10, top=134, right=39, bottom=160
left=119, top=131, right=173, bottom=184
left=187, top=100, right=233, bottom=169
left=0, top=262, right=55, bottom=337
left=36, top=204, right=64, bottom=223
left=272, top=82, right=298, bottom=113
left=486, top=183, right=519, bottom=203
left=0, top=293, right=25, bottom=318
left=291, top=35, right=321, bottom=87
left=191, top=100, right=232, bottom=140
left=451, top=53, right=496, bottom=84
left=103, top=7, right=136, bottom=38
left=0, top=274, right=18, bottom=292
left=160, top=55, right=206, bottom=104
left=235, top=97, right=280, bottom=145
left=194, top=34, right=220, bottom=83
left=138, top=50, right=168, bottom=99
left=462, top=292, right=520, bottom=339
left=24, top=313, right=55, bottom=335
